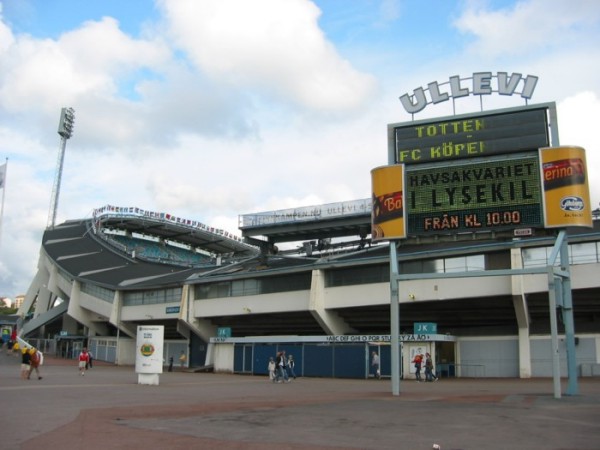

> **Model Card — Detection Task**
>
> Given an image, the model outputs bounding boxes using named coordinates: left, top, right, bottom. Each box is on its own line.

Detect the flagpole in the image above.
left=0, top=158, right=7, bottom=249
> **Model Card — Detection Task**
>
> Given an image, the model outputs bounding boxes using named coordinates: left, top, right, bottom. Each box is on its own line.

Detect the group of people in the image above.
left=371, top=350, right=439, bottom=382
left=11, top=338, right=95, bottom=379
left=268, top=350, right=296, bottom=383
left=167, top=350, right=187, bottom=372
left=413, top=352, right=438, bottom=382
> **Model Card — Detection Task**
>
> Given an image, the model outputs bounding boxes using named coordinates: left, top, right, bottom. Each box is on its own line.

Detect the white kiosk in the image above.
left=135, top=325, right=164, bottom=385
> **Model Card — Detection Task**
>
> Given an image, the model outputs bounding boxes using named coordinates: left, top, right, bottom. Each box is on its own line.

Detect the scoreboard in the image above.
left=389, top=105, right=552, bottom=236
left=392, top=107, right=549, bottom=165
left=406, top=154, right=543, bottom=234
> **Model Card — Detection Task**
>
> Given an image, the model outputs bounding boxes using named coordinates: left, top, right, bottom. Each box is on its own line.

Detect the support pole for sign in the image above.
left=545, top=229, right=576, bottom=399
left=390, top=242, right=401, bottom=396
left=560, top=234, right=578, bottom=395
left=547, top=266, right=561, bottom=399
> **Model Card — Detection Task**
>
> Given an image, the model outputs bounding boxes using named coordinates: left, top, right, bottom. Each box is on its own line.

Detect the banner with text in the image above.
left=371, top=165, right=406, bottom=241
left=540, top=146, right=593, bottom=228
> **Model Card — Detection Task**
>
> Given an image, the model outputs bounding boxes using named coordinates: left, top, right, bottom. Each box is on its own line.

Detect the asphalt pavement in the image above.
left=1, top=350, right=599, bottom=450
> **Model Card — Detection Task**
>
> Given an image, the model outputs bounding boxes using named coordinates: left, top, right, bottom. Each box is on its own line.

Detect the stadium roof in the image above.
left=98, top=213, right=258, bottom=256
left=43, top=220, right=200, bottom=290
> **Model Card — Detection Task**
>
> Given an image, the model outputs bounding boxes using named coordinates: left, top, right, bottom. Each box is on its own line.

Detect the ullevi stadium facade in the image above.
left=17, top=201, right=600, bottom=379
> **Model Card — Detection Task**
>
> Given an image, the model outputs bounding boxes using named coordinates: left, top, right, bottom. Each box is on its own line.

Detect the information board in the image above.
left=406, top=154, right=544, bottom=235
left=392, top=107, right=549, bottom=165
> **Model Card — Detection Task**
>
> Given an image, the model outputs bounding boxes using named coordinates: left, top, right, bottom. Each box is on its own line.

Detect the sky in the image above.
left=0, top=0, right=598, bottom=299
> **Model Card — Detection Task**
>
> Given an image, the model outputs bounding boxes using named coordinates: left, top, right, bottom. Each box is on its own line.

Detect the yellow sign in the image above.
left=371, top=165, right=406, bottom=241
left=540, top=146, right=592, bottom=228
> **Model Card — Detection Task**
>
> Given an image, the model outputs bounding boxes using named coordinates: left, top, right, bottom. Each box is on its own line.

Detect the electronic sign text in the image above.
left=406, top=154, right=544, bottom=235
left=393, top=108, right=549, bottom=165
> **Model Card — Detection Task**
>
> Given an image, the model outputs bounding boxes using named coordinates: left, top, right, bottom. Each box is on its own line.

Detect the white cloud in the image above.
left=0, top=9, right=15, bottom=53
left=454, top=0, right=600, bottom=58
left=158, top=0, right=377, bottom=112
left=558, top=91, right=600, bottom=209
left=0, top=17, right=170, bottom=116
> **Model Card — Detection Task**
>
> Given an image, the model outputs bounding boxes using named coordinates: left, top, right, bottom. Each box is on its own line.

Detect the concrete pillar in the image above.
left=308, top=269, right=353, bottom=335
left=511, top=247, right=531, bottom=378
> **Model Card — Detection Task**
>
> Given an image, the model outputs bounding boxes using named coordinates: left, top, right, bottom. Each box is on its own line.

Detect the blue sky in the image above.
left=0, top=0, right=599, bottom=300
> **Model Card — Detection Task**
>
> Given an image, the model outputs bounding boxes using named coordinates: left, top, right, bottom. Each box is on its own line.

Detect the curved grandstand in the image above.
left=16, top=200, right=600, bottom=378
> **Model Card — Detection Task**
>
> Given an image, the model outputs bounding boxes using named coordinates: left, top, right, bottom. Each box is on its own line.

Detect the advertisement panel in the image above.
left=540, top=146, right=593, bottom=228
left=135, top=325, right=164, bottom=374
left=406, top=154, right=544, bottom=235
left=371, top=165, right=406, bottom=241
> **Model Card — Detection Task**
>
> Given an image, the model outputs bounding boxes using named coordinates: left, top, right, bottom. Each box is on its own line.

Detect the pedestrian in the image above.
left=20, top=347, right=31, bottom=380
left=424, top=353, right=438, bottom=381
left=179, top=350, right=187, bottom=369
left=287, top=354, right=297, bottom=379
left=78, top=347, right=90, bottom=376
left=10, top=327, right=17, bottom=356
left=275, top=351, right=289, bottom=383
left=88, top=350, right=94, bottom=369
left=371, top=351, right=381, bottom=379
left=168, top=356, right=174, bottom=372
left=268, top=357, right=276, bottom=381
left=413, top=353, right=423, bottom=382
left=28, top=347, right=43, bottom=380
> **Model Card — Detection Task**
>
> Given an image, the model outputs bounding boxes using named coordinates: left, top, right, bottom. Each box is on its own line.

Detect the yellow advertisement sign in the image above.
left=540, top=146, right=592, bottom=228
left=371, top=165, right=406, bottom=241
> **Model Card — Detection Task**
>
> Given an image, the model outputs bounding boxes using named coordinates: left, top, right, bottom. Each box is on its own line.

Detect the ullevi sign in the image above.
left=400, top=72, right=539, bottom=114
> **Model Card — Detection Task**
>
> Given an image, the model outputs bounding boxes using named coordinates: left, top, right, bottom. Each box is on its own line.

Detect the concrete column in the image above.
left=109, top=291, right=136, bottom=338
left=308, top=269, right=353, bottom=335
left=511, top=247, right=531, bottom=378
left=66, top=281, right=105, bottom=336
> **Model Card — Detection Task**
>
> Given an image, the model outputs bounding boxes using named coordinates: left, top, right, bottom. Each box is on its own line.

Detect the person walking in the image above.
left=20, top=347, right=31, bottom=380
left=287, top=354, right=297, bottom=380
left=275, top=351, right=289, bottom=383
left=424, top=353, right=438, bottom=381
left=178, top=350, right=187, bottom=370
left=413, top=353, right=423, bottom=382
left=78, top=347, right=90, bottom=376
left=268, top=357, right=276, bottom=381
left=28, top=347, right=43, bottom=380
left=168, top=356, right=174, bottom=372
left=371, top=351, right=381, bottom=379
left=87, top=350, right=94, bottom=369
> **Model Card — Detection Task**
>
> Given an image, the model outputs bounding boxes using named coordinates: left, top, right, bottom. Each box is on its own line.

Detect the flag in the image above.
left=0, top=163, right=6, bottom=189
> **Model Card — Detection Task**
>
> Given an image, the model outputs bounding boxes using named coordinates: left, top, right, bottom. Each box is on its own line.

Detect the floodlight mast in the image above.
left=47, top=107, right=75, bottom=229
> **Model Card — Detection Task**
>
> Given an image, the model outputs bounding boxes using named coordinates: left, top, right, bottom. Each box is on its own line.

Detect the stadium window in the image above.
left=522, top=247, right=550, bottom=268
left=570, top=242, right=599, bottom=264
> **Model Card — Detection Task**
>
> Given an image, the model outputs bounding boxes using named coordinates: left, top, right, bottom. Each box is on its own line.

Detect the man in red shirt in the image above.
left=78, top=347, right=90, bottom=376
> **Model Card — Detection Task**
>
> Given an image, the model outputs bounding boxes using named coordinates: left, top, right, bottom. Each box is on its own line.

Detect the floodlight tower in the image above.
left=47, top=107, right=75, bottom=229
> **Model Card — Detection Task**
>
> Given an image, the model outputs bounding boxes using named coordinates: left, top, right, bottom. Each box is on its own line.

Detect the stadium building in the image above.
left=16, top=200, right=600, bottom=380
left=16, top=89, right=600, bottom=382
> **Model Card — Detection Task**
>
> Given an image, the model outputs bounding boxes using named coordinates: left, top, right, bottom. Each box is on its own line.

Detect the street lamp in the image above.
left=47, top=107, right=75, bottom=229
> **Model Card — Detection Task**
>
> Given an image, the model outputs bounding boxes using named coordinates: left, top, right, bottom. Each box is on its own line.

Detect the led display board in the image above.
left=392, top=107, right=549, bottom=165
left=405, top=153, right=544, bottom=235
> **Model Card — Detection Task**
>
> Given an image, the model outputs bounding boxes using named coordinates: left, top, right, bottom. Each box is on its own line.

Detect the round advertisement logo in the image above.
left=140, top=343, right=155, bottom=357
left=560, top=196, right=585, bottom=211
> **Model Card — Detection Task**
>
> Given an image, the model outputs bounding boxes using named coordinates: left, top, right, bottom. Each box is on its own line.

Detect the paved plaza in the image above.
left=1, top=352, right=599, bottom=450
